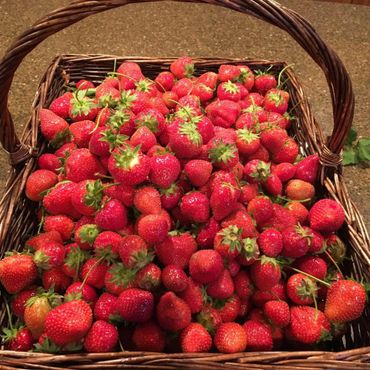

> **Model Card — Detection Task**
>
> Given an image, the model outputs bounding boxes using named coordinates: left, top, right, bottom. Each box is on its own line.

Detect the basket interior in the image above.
left=0, top=55, right=369, bottom=353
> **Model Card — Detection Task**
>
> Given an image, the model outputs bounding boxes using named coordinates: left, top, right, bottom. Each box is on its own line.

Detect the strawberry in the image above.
left=108, top=109, right=136, bottom=136
left=149, top=153, right=181, bottom=188
left=137, top=213, right=170, bottom=244
left=295, top=154, right=320, bottom=184
left=180, top=191, right=210, bottom=223
left=214, top=225, right=242, bottom=259
left=103, top=183, right=135, bottom=207
left=74, top=223, right=100, bottom=250
left=196, top=116, right=215, bottom=144
left=189, top=249, right=223, bottom=284
left=264, top=89, right=289, bottom=114
left=286, top=201, right=309, bottom=225
left=234, top=270, right=254, bottom=300
left=133, top=186, right=161, bottom=215
left=254, top=72, right=277, bottom=95
left=84, top=320, right=118, bottom=353
left=289, top=306, right=325, bottom=344
left=172, top=77, right=193, bottom=98
left=62, top=245, right=89, bottom=279
left=272, top=162, right=296, bottom=182
left=37, top=153, right=61, bottom=173
left=44, top=299, right=93, bottom=346
left=243, top=320, right=273, bottom=350
left=281, top=225, right=312, bottom=258
left=160, top=183, right=182, bottom=210
left=2, top=326, right=34, bottom=351
left=71, top=180, right=104, bottom=216
left=155, top=71, right=175, bottom=91
left=309, top=199, right=345, bottom=233
left=221, top=210, right=258, bottom=238
left=0, top=254, right=37, bottom=294
left=271, top=137, right=299, bottom=164
left=155, top=232, right=197, bottom=268
left=206, top=99, right=241, bottom=128
left=178, top=278, right=204, bottom=314
left=43, top=215, right=74, bottom=241
left=76, top=79, right=94, bottom=90
left=180, top=323, right=212, bottom=353
left=49, top=92, right=73, bottom=118
left=210, top=182, right=239, bottom=221
left=69, top=91, right=99, bottom=122
left=135, top=263, right=161, bottom=291
left=104, top=263, right=136, bottom=296
left=156, top=292, right=192, bottom=331
left=65, top=282, right=97, bottom=308
left=65, top=148, right=101, bottom=183
left=251, top=282, right=286, bottom=308
left=80, top=258, right=109, bottom=290
left=295, top=256, right=328, bottom=280
left=162, top=265, right=188, bottom=292
left=117, top=61, right=144, bottom=90
left=246, top=92, right=264, bottom=107
left=325, top=280, right=366, bottom=323
left=285, top=179, right=315, bottom=201
left=168, top=120, right=203, bottom=159
left=196, top=217, right=221, bottom=248
left=236, top=65, right=254, bottom=90
left=325, top=234, right=346, bottom=263
left=239, top=183, right=259, bottom=204
left=132, top=321, right=165, bottom=352
left=250, top=256, right=281, bottom=291
left=42, top=267, right=71, bottom=293
left=216, top=294, right=242, bottom=323
left=130, top=126, right=156, bottom=153
left=192, top=83, right=214, bottom=103
left=208, top=138, right=239, bottom=170
left=116, top=288, right=154, bottom=322
left=33, top=241, right=66, bottom=270
left=237, top=237, right=260, bottom=266
left=108, top=144, right=150, bottom=186
left=246, top=144, right=270, bottom=162
left=217, top=81, right=241, bottom=102
left=184, top=159, right=213, bottom=187
left=287, top=273, right=317, bottom=305
left=218, top=65, right=240, bottom=82
left=214, top=322, right=247, bottom=353
left=25, top=169, right=58, bottom=202
left=261, top=203, right=296, bottom=231
left=264, top=300, right=290, bottom=327
left=118, top=234, right=151, bottom=269
left=11, top=287, right=37, bottom=319
left=162, top=90, right=178, bottom=109
left=69, top=120, right=95, bottom=149
left=39, top=108, right=70, bottom=143
left=235, top=129, right=260, bottom=156
left=257, top=228, right=283, bottom=257
left=243, top=159, right=270, bottom=183
left=197, top=306, right=222, bottom=334
left=247, top=196, right=273, bottom=226
left=170, top=57, right=194, bottom=79
left=207, top=269, right=234, bottom=299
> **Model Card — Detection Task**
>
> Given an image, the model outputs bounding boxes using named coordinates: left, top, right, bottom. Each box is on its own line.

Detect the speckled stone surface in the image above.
left=0, top=0, right=369, bottom=226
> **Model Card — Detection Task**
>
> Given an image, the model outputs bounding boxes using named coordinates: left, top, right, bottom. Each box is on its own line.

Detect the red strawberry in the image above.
left=250, top=256, right=281, bottom=291
left=11, top=287, right=37, bottom=319
left=325, top=280, right=366, bottom=323
left=189, top=249, right=224, bottom=284
left=221, top=210, right=258, bottom=239
left=109, top=109, right=136, bottom=136
left=104, top=263, right=136, bottom=296
left=117, top=61, right=144, bottom=90
left=25, top=169, right=58, bottom=202
left=210, top=182, right=239, bottom=221
left=69, top=91, right=98, bottom=122
left=234, top=270, right=254, bottom=300
left=135, top=263, right=161, bottom=291
left=155, top=71, right=175, bottom=91
left=103, top=183, right=135, bottom=208
left=309, top=199, right=345, bottom=234
left=69, top=120, right=95, bottom=149
left=246, top=92, right=264, bottom=107
left=196, top=217, right=220, bottom=248
left=172, top=77, right=193, bottom=98
left=254, top=72, right=277, bottom=95
left=132, top=321, right=165, bottom=352
left=181, top=323, right=212, bottom=353
left=218, top=65, right=240, bottom=82
left=72, top=223, right=98, bottom=249
left=264, top=300, right=290, bottom=327
left=44, top=300, right=93, bottom=346
left=39, top=108, right=70, bottom=143
left=2, top=327, right=34, bottom=351
left=118, top=234, right=151, bottom=269
left=197, top=71, right=218, bottom=89
left=162, top=265, right=188, bottom=293
left=286, top=201, right=309, bottom=225
left=80, top=258, right=109, bottom=290
left=55, top=142, right=77, bottom=158
left=197, top=306, right=222, bottom=334
left=178, top=278, right=204, bottom=314
left=214, top=225, right=242, bottom=259
left=65, top=282, right=98, bottom=307
left=272, top=137, right=299, bottom=164
left=272, top=162, right=296, bottom=182
left=108, top=144, right=150, bottom=186
left=287, top=273, right=317, bottom=305
left=237, top=237, right=260, bottom=266
left=37, top=153, right=61, bottom=173
left=84, top=320, right=118, bottom=353
left=170, top=57, right=194, bottom=79
left=134, top=186, right=161, bottom=215
left=258, top=228, right=283, bottom=257
left=235, top=129, right=260, bottom=156
left=217, top=81, right=241, bottom=102
left=26, top=231, right=62, bottom=251
left=184, top=159, right=213, bottom=187
left=243, top=319, right=273, bottom=350
left=149, top=153, right=181, bottom=188
left=247, top=196, right=273, bottom=226
left=168, top=119, right=203, bottom=159
left=33, top=241, right=66, bottom=270
left=155, top=232, right=197, bottom=268
left=71, top=180, right=104, bottom=216
left=243, top=159, right=270, bottom=183
left=192, top=83, right=214, bottom=103
left=42, top=267, right=71, bottom=293
left=207, top=269, right=234, bottom=299
left=239, top=183, right=259, bottom=204
left=295, top=256, right=328, bottom=280
left=216, top=294, right=241, bottom=323
left=208, top=138, right=239, bottom=170
left=76, top=79, right=94, bottom=90
left=130, top=126, right=157, bottom=153
left=116, top=288, right=154, bottom=322
left=95, top=198, right=127, bottom=231
left=281, top=225, right=313, bottom=258
left=236, top=65, right=255, bottom=90
left=137, top=213, right=170, bottom=244
left=65, top=148, right=101, bottom=183
left=214, top=322, right=247, bottom=353
left=49, top=92, right=73, bottom=118
left=206, top=99, right=241, bottom=128
left=252, top=282, right=286, bottom=307
left=43, top=215, right=74, bottom=241
left=0, top=254, right=37, bottom=294
left=264, top=89, right=289, bottom=114
left=289, top=306, right=324, bottom=344
left=180, top=191, right=210, bottom=223
left=295, top=154, right=320, bottom=184
left=156, top=292, right=192, bottom=331
left=261, top=203, right=297, bottom=231
left=160, top=183, right=182, bottom=210
left=93, top=292, right=120, bottom=322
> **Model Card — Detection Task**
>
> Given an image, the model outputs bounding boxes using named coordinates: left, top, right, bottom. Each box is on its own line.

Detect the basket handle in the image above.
left=0, top=0, right=354, bottom=165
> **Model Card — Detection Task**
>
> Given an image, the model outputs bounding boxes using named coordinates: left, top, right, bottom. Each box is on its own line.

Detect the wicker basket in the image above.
left=0, top=1, right=369, bottom=369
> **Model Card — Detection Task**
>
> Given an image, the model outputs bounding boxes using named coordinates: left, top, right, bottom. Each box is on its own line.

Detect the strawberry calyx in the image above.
left=176, top=106, right=199, bottom=122
left=77, top=224, right=100, bottom=246
left=49, top=129, right=71, bottom=149
left=26, top=289, right=62, bottom=309
left=135, top=113, right=160, bottom=133
left=84, top=180, right=105, bottom=210
left=235, top=67, right=252, bottom=83
left=259, top=255, right=279, bottom=268
left=130, top=249, right=155, bottom=271
left=236, top=129, right=260, bottom=143
left=33, top=337, right=62, bottom=354
left=196, top=308, right=218, bottom=335
left=70, top=91, right=97, bottom=118
left=135, top=78, right=154, bottom=93
left=108, top=110, right=132, bottom=131
left=266, top=91, right=285, bottom=107
left=33, top=251, right=51, bottom=270
left=296, top=276, right=318, bottom=299
left=64, top=246, right=90, bottom=278
left=240, top=237, right=260, bottom=261
left=178, top=122, right=202, bottom=146
left=208, top=140, right=238, bottom=165
left=159, top=182, right=180, bottom=196
left=108, top=263, right=137, bottom=289
left=184, top=62, right=195, bottom=78
left=223, top=80, right=239, bottom=94
left=1, top=325, right=24, bottom=343
left=220, top=225, right=242, bottom=252
left=98, top=94, right=118, bottom=109
left=118, top=90, right=136, bottom=110
left=99, top=129, right=128, bottom=151
left=250, top=161, right=271, bottom=182
left=325, top=236, right=346, bottom=264
left=113, top=144, right=142, bottom=170
left=94, top=246, right=117, bottom=265
left=295, top=224, right=313, bottom=246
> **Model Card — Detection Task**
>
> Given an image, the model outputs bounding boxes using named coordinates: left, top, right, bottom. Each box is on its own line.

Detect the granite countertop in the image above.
left=0, top=0, right=369, bottom=226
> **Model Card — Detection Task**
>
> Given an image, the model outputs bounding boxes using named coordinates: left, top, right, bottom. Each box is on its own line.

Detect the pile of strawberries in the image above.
left=0, top=57, right=367, bottom=354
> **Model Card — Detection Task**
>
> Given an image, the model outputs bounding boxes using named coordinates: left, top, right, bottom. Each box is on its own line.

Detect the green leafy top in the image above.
left=343, top=128, right=370, bottom=166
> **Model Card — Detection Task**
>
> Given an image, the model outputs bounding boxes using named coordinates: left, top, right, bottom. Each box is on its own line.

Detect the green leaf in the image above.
left=345, top=128, right=358, bottom=146
left=357, top=138, right=370, bottom=164
left=342, top=146, right=359, bottom=166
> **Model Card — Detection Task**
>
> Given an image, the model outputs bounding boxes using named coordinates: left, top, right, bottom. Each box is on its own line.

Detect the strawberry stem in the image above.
left=4, top=297, right=13, bottom=331
left=324, top=250, right=344, bottom=276
left=277, top=64, right=294, bottom=89
left=288, top=266, right=330, bottom=287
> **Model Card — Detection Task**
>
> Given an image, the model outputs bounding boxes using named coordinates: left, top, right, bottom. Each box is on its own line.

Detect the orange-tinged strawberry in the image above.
left=214, top=322, right=247, bottom=353
left=243, top=320, right=273, bottom=350
left=180, top=323, right=212, bottom=353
